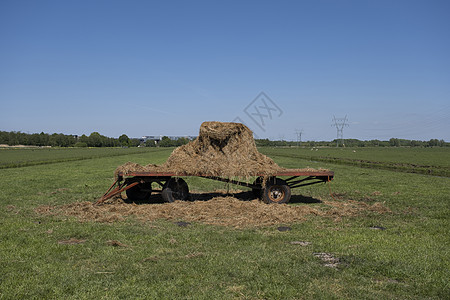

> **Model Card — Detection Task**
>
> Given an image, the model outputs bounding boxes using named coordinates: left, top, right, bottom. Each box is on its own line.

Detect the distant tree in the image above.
left=427, top=139, right=440, bottom=147
left=145, top=139, right=157, bottom=147
left=409, top=140, right=420, bottom=147
left=255, top=139, right=270, bottom=147
left=29, top=133, right=40, bottom=146
left=49, top=133, right=73, bottom=147
left=78, top=134, right=89, bottom=145
left=57, top=134, right=68, bottom=147
left=88, top=132, right=103, bottom=147
left=159, top=136, right=174, bottom=147
left=389, top=138, right=400, bottom=147
left=0, top=131, right=9, bottom=144
left=38, top=132, right=49, bottom=146
left=8, top=132, right=19, bottom=145
left=49, top=133, right=57, bottom=146
left=118, top=134, right=130, bottom=147
left=175, top=137, right=190, bottom=146
left=129, top=138, right=141, bottom=147
left=107, top=137, right=119, bottom=147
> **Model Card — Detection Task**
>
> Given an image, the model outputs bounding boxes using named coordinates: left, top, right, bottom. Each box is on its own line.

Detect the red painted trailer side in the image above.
left=97, top=169, right=334, bottom=205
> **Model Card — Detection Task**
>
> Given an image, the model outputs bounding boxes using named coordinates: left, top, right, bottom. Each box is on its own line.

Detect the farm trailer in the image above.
left=96, top=169, right=334, bottom=205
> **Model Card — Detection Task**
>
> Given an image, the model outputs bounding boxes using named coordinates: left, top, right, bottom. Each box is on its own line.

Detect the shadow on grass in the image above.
left=125, top=190, right=322, bottom=204
left=289, top=194, right=322, bottom=204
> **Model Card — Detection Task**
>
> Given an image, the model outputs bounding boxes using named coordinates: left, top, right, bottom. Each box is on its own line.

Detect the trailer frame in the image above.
left=96, top=170, right=334, bottom=205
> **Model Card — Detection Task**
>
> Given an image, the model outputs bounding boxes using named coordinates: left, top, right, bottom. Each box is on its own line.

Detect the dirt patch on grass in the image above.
left=58, top=238, right=86, bottom=245
left=314, top=252, right=341, bottom=268
left=36, top=192, right=390, bottom=228
left=106, top=240, right=128, bottom=247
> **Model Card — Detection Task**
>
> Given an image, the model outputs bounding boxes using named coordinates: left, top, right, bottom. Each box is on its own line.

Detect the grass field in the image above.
left=0, top=147, right=449, bottom=299
left=0, top=147, right=163, bottom=169
left=260, top=147, right=450, bottom=177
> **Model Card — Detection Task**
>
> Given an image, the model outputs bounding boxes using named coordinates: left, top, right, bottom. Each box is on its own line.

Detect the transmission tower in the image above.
left=295, top=129, right=304, bottom=147
left=331, top=115, right=349, bottom=147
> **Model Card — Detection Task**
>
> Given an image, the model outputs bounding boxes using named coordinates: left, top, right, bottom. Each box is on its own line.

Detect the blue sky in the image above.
left=1, top=0, right=449, bottom=141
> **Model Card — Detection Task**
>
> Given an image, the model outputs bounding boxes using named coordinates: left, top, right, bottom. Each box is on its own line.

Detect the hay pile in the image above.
left=115, top=121, right=282, bottom=178
left=35, top=193, right=390, bottom=228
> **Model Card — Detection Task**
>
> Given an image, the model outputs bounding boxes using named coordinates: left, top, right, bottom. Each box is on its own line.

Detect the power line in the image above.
left=294, top=129, right=304, bottom=146
left=331, top=115, right=349, bottom=147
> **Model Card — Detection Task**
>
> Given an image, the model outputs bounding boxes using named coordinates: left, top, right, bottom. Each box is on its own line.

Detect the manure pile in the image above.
left=115, top=121, right=283, bottom=178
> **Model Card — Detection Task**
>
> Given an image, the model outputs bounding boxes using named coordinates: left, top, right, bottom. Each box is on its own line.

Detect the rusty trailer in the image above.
left=96, top=169, right=334, bottom=205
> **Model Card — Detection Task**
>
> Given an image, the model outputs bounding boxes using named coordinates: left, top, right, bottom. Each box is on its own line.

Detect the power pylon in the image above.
left=331, top=116, right=349, bottom=147
left=295, top=129, right=304, bottom=147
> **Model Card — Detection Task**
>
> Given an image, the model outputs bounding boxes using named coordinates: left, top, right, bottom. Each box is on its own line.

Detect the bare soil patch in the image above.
left=36, top=192, right=390, bottom=228
left=106, top=240, right=129, bottom=247
left=57, top=238, right=86, bottom=245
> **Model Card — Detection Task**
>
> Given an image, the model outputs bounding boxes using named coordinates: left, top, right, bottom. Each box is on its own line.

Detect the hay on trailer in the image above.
left=115, top=121, right=283, bottom=179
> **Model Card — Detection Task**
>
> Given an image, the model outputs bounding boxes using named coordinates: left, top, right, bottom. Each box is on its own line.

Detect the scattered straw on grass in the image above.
left=35, top=192, right=389, bottom=228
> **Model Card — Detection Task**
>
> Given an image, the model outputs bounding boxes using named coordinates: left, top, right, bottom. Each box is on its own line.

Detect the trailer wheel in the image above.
left=126, top=182, right=152, bottom=202
left=262, top=178, right=291, bottom=204
left=162, top=178, right=189, bottom=202
left=252, top=177, right=263, bottom=198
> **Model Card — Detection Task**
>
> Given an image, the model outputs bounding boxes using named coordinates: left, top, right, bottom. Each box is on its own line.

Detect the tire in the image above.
left=262, top=178, right=291, bottom=204
left=252, top=177, right=263, bottom=199
left=162, top=178, right=189, bottom=203
left=126, top=181, right=152, bottom=201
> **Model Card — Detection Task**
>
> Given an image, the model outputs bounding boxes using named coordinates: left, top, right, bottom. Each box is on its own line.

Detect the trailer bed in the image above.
left=118, top=169, right=334, bottom=178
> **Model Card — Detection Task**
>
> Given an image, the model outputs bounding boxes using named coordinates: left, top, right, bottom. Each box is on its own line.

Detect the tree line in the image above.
left=255, top=138, right=449, bottom=147
left=0, top=131, right=141, bottom=147
left=0, top=131, right=193, bottom=148
left=1, top=130, right=447, bottom=148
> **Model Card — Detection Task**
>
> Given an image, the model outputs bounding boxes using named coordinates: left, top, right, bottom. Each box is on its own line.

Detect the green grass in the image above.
left=0, top=147, right=167, bottom=169
left=260, top=147, right=450, bottom=177
left=0, top=147, right=449, bottom=299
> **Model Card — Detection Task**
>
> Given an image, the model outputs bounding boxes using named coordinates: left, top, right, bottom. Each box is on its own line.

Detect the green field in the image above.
left=0, top=147, right=164, bottom=169
left=260, top=147, right=450, bottom=177
left=0, top=147, right=449, bottom=299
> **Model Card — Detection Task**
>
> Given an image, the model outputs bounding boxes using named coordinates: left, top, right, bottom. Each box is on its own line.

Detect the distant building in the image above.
left=140, top=135, right=163, bottom=143
left=140, top=135, right=196, bottom=145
